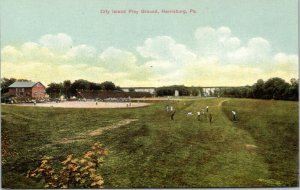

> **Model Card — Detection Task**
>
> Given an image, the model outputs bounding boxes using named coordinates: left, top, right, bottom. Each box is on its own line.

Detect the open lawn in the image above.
left=1, top=98, right=298, bottom=188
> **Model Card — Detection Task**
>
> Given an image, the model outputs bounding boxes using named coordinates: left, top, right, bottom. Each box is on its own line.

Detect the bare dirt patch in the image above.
left=245, top=144, right=258, bottom=150
left=52, top=119, right=138, bottom=145
left=17, top=101, right=149, bottom=109
left=88, top=119, right=138, bottom=136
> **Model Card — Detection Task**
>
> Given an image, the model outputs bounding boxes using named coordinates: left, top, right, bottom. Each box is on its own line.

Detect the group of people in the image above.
left=166, top=105, right=213, bottom=124
left=166, top=104, right=238, bottom=123
left=196, top=106, right=212, bottom=124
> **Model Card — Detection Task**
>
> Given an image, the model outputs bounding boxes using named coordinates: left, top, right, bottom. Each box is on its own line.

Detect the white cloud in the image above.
left=1, top=46, right=23, bottom=63
left=195, top=26, right=241, bottom=55
left=39, top=33, right=73, bottom=52
left=227, top=37, right=271, bottom=64
left=99, top=47, right=138, bottom=72
left=65, top=45, right=97, bottom=60
left=1, top=28, right=298, bottom=87
left=137, top=36, right=196, bottom=64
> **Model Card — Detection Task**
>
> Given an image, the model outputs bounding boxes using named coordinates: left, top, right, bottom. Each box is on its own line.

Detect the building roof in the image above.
left=9, top=81, right=39, bottom=88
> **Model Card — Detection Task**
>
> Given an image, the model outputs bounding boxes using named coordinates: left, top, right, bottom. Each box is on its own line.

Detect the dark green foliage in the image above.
left=156, top=85, right=201, bottom=96
left=45, top=79, right=122, bottom=98
left=219, top=77, right=298, bottom=101
left=1, top=78, right=16, bottom=94
left=46, top=82, right=63, bottom=98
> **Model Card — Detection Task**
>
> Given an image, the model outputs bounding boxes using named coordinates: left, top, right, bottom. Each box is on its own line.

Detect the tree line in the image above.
left=156, top=85, right=204, bottom=96
left=1, top=77, right=298, bottom=101
left=0, top=78, right=122, bottom=99
left=155, top=77, right=298, bottom=101
left=215, top=77, right=298, bottom=101
left=46, top=80, right=122, bottom=98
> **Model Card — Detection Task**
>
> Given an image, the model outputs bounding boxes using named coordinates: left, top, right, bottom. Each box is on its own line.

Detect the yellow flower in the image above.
left=80, top=158, right=87, bottom=164
left=84, top=151, right=94, bottom=158
left=62, top=154, right=73, bottom=164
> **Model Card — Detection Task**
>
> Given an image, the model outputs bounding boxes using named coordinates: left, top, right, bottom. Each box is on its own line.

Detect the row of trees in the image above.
left=156, top=85, right=204, bottom=96
left=1, top=77, right=298, bottom=101
left=216, top=77, right=298, bottom=101
left=46, top=80, right=122, bottom=98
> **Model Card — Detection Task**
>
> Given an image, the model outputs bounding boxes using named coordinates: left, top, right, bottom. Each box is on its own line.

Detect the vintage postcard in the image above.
left=1, top=0, right=298, bottom=188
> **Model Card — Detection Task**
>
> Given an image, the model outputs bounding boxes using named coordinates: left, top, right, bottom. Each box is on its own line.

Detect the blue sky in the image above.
left=1, top=0, right=298, bottom=86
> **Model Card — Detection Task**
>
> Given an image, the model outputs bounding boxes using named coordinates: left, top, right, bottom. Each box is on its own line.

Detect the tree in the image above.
left=62, top=80, right=72, bottom=99
left=46, top=83, right=63, bottom=98
left=252, top=79, right=265, bottom=99
left=1, top=78, right=16, bottom=94
left=288, top=78, right=298, bottom=101
left=90, top=82, right=102, bottom=91
left=70, top=79, right=91, bottom=95
left=264, top=77, right=290, bottom=100
left=100, top=81, right=116, bottom=91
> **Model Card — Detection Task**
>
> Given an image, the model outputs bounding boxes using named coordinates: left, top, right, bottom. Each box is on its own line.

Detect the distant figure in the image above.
left=34, top=101, right=36, bottom=106
left=206, top=106, right=209, bottom=112
left=96, top=100, right=98, bottom=105
left=197, top=111, right=201, bottom=121
left=209, top=113, right=212, bottom=124
left=201, top=109, right=205, bottom=115
left=232, top=111, right=237, bottom=121
left=129, top=102, right=132, bottom=107
left=166, top=105, right=170, bottom=112
left=186, top=112, right=193, bottom=116
left=171, top=111, right=176, bottom=120
left=170, top=106, right=173, bottom=111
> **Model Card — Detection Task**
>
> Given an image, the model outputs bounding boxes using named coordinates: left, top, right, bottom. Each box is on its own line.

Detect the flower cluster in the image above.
left=27, top=143, right=108, bottom=188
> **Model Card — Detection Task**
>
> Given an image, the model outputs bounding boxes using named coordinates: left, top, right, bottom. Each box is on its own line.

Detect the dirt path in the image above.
left=50, top=119, right=138, bottom=145
left=218, top=99, right=229, bottom=107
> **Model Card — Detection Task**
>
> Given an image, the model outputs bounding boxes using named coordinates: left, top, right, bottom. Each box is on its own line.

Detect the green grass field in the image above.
left=1, top=98, right=298, bottom=188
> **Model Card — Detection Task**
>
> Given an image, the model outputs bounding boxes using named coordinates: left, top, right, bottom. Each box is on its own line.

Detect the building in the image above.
left=8, top=81, right=46, bottom=98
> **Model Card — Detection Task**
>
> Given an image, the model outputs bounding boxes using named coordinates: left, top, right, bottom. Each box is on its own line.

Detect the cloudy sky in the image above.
left=1, top=0, right=298, bottom=87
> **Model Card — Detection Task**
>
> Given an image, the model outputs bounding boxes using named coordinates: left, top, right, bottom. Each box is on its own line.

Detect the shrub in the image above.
left=27, top=143, right=108, bottom=188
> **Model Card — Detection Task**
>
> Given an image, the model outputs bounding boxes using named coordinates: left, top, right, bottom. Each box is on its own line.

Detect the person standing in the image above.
left=197, top=111, right=201, bottom=121
left=206, top=106, right=209, bottom=112
left=209, top=113, right=212, bottom=124
left=171, top=111, right=176, bottom=120
left=166, top=105, right=170, bottom=112
left=232, top=111, right=237, bottom=121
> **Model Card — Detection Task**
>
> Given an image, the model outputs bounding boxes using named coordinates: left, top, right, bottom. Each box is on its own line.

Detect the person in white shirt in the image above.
left=232, top=111, right=237, bottom=121
left=197, top=111, right=201, bottom=120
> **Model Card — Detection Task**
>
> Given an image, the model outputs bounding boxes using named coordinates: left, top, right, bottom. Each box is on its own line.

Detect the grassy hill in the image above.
left=1, top=98, right=298, bottom=188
